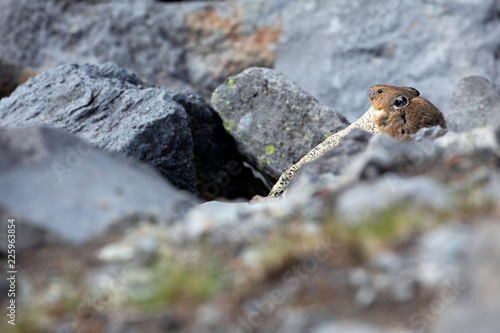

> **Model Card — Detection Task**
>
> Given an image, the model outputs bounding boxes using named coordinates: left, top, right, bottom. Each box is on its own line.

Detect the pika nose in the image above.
left=367, top=88, right=375, bottom=100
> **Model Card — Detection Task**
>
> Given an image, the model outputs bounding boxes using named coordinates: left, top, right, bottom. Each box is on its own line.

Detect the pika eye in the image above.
left=377, top=89, right=383, bottom=93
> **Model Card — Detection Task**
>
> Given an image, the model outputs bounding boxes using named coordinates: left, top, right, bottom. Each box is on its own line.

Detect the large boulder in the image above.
left=275, top=0, right=500, bottom=121
left=0, top=126, right=196, bottom=251
left=0, top=62, right=197, bottom=191
left=211, top=67, right=349, bottom=184
left=0, top=0, right=283, bottom=99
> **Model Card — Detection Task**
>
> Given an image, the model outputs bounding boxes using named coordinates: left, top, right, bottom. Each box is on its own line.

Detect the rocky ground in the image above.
left=1, top=1, right=500, bottom=333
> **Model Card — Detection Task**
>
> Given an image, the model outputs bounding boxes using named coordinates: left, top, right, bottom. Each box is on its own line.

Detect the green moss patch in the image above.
left=265, top=144, right=275, bottom=155
left=126, top=258, right=221, bottom=311
left=223, top=119, right=233, bottom=131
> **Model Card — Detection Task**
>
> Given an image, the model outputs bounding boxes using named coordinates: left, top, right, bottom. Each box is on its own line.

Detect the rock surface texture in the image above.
left=448, top=76, right=500, bottom=132
left=275, top=0, right=500, bottom=121
left=212, top=67, right=349, bottom=184
left=0, top=63, right=198, bottom=191
left=0, top=0, right=283, bottom=99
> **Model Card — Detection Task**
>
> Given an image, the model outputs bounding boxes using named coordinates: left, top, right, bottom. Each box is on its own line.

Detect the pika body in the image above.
left=368, top=84, right=446, bottom=141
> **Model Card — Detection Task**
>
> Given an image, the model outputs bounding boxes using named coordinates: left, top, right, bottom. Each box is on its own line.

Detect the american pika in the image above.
left=368, top=84, right=446, bottom=140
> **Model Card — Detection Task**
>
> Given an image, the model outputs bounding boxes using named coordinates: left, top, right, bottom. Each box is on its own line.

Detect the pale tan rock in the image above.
left=268, top=108, right=379, bottom=197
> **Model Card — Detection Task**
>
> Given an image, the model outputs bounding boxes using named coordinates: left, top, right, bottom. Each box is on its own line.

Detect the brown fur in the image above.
left=368, top=84, right=446, bottom=141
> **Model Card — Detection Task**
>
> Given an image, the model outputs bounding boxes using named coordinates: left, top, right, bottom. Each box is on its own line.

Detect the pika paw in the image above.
left=368, top=84, right=446, bottom=141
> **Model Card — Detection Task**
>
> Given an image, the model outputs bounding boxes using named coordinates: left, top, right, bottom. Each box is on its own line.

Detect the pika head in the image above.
left=367, top=84, right=446, bottom=140
left=368, top=85, right=420, bottom=112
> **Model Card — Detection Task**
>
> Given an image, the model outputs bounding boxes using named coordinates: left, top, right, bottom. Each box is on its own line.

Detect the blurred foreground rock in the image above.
left=0, top=126, right=195, bottom=251
left=165, top=120, right=500, bottom=333
left=433, top=225, right=500, bottom=333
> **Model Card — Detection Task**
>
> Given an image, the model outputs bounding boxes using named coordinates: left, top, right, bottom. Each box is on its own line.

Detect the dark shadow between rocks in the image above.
left=173, top=92, right=270, bottom=200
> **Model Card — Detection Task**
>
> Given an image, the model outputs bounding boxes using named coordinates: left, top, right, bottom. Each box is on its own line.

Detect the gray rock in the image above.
left=336, top=176, right=449, bottom=223
left=173, top=194, right=329, bottom=247
left=496, top=121, right=500, bottom=143
left=354, top=286, right=377, bottom=308
left=288, top=129, right=372, bottom=190
left=417, top=224, right=473, bottom=288
left=196, top=303, right=225, bottom=328
left=310, top=321, right=397, bottom=333
left=275, top=310, right=326, bottom=333
left=348, top=268, right=377, bottom=308
left=0, top=63, right=197, bottom=191
left=412, top=125, right=448, bottom=142
left=390, top=277, right=416, bottom=303
left=0, top=204, right=52, bottom=253
left=275, top=0, right=500, bottom=122
left=448, top=76, right=500, bottom=132
left=372, top=252, right=403, bottom=273
left=485, top=173, right=500, bottom=203
left=345, top=133, right=442, bottom=181
left=0, top=0, right=283, bottom=100
left=348, top=268, right=372, bottom=288
left=212, top=67, right=349, bottom=183
left=432, top=224, right=500, bottom=333
left=331, top=133, right=449, bottom=222
left=0, top=126, right=196, bottom=249
left=434, top=126, right=500, bottom=157
left=96, top=228, right=160, bottom=265
left=173, top=200, right=281, bottom=245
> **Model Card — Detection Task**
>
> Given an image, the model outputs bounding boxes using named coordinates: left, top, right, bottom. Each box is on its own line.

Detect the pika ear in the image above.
left=392, top=95, right=409, bottom=109
left=406, top=87, right=420, bottom=97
